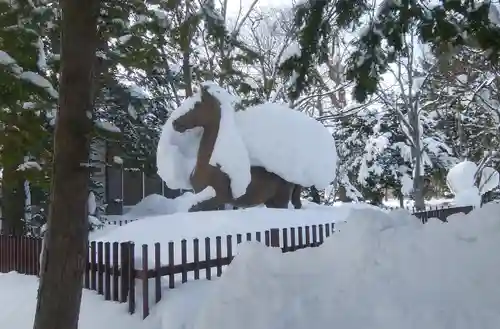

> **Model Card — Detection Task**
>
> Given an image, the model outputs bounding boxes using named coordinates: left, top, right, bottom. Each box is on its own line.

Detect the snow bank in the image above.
left=93, top=205, right=358, bottom=267
left=108, top=192, right=218, bottom=222
left=454, top=187, right=482, bottom=207
left=383, top=198, right=454, bottom=209
left=124, top=194, right=178, bottom=218
left=176, top=204, right=500, bottom=329
left=0, top=272, right=145, bottom=329
left=235, top=102, right=337, bottom=189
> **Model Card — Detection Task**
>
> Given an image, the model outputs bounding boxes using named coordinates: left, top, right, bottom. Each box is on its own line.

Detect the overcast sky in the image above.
left=226, top=0, right=293, bottom=17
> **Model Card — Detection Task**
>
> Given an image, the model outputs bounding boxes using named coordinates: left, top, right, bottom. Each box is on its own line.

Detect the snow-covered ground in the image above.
left=148, top=203, right=500, bottom=329
left=0, top=272, right=146, bottom=329
left=383, top=197, right=454, bottom=209
left=3, top=202, right=500, bottom=329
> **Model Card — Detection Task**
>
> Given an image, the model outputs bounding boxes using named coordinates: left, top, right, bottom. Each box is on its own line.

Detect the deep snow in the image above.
left=93, top=202, right=373, bottom=267
left=0, top=272, right=146, bottom=329
left=151, top=203, right=500, bottom=329
left=4, top=202, right=499, bottom=329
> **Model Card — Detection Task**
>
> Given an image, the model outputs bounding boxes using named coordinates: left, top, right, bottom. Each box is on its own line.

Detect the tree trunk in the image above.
left=33, top=0, right=99, bottom=328
left=336, top=185, right=351, bottom=202
left=409, top=109, right=425, bottom=211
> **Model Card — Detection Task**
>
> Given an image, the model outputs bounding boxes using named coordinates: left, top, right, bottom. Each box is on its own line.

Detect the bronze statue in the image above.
left=291, top=184, right=303, bottom=209
left=172, top=86, right=302, bottom=211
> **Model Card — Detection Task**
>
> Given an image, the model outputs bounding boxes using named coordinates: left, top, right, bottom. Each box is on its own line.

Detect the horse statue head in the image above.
left=172, top=86, right=221, bottom=133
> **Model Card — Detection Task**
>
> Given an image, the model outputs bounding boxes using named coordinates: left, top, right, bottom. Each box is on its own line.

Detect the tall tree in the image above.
left=33, top=0, right=100, bottom=329
left=289, top=0, right=500, bottom=102
left=0, top=0, right=57, bottom=235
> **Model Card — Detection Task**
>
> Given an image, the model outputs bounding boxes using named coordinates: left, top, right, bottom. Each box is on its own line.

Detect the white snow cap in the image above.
left=87, top=191, right=97, bottom=215
left=156, top=82, right=252, bottom=198
left=201, top=81, right=252, bottom=198
left=479, top=167, right=500, bottom=195
left=446, top=160, right=500, bottom=207
left=235, top=102, right=338, bottom=189
left=447, top=160, right=477, bottom=193
left=156, top=93, right=201, bottom=190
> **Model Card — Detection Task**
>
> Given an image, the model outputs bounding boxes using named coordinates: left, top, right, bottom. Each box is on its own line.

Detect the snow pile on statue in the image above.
left=446, top=160, right=499, bottom=207
left=156, top=81, right=338, bottom=211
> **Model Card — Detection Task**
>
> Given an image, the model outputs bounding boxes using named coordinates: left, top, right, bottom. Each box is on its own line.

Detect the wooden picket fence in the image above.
left=0, top=235, right=42, bottom=275
left=0, top=223, right=335, bottom=319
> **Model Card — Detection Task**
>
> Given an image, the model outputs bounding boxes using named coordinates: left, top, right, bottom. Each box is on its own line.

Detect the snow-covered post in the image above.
left=447, top=160, right=499, bottom=208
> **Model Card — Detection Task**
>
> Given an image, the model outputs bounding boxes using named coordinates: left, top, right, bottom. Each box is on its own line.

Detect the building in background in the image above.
left=91, top=140, right=182, bottom=215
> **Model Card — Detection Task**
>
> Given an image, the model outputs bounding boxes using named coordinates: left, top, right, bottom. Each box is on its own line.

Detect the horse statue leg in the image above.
left=265, top=181, right=295, bottom=209
left=189, top=165, right=233, bottom=212
left=291, top=184, right=303, bottom=209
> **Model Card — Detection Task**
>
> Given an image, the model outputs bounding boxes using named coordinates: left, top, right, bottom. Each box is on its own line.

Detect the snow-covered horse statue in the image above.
left=157, top=81, right=337, bottom=211
left=170, top=85, right=299, bottom=211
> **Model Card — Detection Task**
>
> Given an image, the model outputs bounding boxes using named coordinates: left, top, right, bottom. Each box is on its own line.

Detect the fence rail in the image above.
left=0, top=204, right=476, bottom=319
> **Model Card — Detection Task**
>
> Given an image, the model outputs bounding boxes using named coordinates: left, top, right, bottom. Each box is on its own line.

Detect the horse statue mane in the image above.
left=171, top=83, right=301, bottom=211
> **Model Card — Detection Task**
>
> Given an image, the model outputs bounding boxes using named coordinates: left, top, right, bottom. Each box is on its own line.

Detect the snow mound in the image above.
left=447, top=160, right=476, bottom=193
left=447, top=160, right=499, bottom=206
left=125, top=194, right=177, bottom=218
left=182, top=205, right=500, bottom=329
left=454, top=187, right=482, bottom=207
left=235, top=102, right=337, bottom=189
left=123, top=190, right=218, bottom=219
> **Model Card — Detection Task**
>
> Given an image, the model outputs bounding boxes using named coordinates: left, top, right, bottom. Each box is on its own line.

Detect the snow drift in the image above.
left=173, top=204, right=500, bottom=329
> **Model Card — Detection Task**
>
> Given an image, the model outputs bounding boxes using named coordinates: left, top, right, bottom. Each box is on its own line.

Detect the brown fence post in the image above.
left=141, top=244, right=149, bottom=319
left=270, top=228, right=280, bottom=248
left=154, top=242, right=161, bottom=304
left=128, top=242, right=136, bottom=315
left=120, top=242, right=130, bottom=303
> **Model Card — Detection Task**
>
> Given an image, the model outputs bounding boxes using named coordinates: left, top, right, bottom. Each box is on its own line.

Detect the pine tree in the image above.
left=0, top=0, right=57, bottom=235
